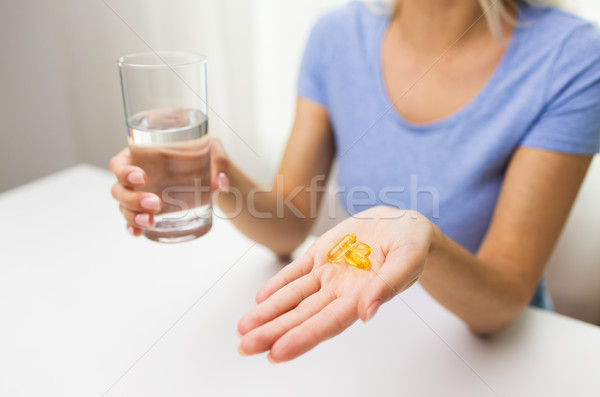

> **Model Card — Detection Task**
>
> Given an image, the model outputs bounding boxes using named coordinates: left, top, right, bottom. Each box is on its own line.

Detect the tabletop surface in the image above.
left=1, top=164, right=599, bottom=397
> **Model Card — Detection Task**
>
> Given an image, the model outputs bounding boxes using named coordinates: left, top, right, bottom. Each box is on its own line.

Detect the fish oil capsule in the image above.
left=327, top=234, right=371, bottom=270
left=344, top=241, right=371, bottom=270
left=327, top=234, right=357, bottom=264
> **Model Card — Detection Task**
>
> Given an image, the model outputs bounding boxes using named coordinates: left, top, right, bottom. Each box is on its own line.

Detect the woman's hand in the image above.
left=237, top=206, right=436, bottom=362
left=108, top=136, right=230, bottom=236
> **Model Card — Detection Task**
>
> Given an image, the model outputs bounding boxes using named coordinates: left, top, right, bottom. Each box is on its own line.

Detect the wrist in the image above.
left=420, top=220, right=444, bottom=284
left=428, top=221, right=444, bottom=257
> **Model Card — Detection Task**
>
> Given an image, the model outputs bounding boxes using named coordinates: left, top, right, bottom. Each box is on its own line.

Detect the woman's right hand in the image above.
left=109, top=136, right=231, bottom=237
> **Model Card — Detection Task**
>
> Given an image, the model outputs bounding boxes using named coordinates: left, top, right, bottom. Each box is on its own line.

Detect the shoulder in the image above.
left=516, top=5, right=600, bottom=154
left=518, top=4, right=600, bottom=58
left=512, top=4, right=600, bottom=99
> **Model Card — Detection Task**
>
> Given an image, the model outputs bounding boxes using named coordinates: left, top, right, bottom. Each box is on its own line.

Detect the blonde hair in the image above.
left=479, top=0, right=560, bottom=38
left=370, top=0, right=561, bottom=39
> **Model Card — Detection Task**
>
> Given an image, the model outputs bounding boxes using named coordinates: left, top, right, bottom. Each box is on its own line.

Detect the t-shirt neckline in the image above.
left=374, top=4, right=525, bottom=132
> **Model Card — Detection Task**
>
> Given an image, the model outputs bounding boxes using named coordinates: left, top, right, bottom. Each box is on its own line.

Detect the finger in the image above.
left=215, top=172, right=229, bottom=192
left=268, top=296, right=357, bottom=363
left=209, top=137, right=229, bottom=191
left=111, top=183, right=161, bottom=213
left=357, top=247, right=426, bottom=323
left=119, top=206, right=155, bottom=229
left=126, top=224, right=143, bottom=237
left=239, top=290, right=334, bottom=355
left=255, top=255, right=314, bottom=304
left=238, top=272, right=320, bottom=335
left=109, top=148, right=147, bottom=188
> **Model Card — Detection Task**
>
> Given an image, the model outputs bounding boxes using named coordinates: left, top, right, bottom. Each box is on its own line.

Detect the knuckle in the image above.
left=272, top=319, right=288, bottom=338
left=270, top=299, right=283, bottom=316
left=244, top=334, right=261, bottom=353
left=325, top=288, right=337, bottom=302
left=111, top=183, right=120, bottom=200
left=210, top=138, right=228, bottom=163
left=109, top=156, right=117, bottom=173
left=119, top=205, right=130, bottom=220
left=212, top=154, right=229, bottom=170
left=109, top=150, right=126, bottom=172
left=121, top=207, right=135, bottom=223
left=304, top=324, right=320, bottom=346
left=287, top=282, right=305, bottom=302
left=117, top=168, right=129, bottom=182
left=323, top=310, right=343, bottom=333
left=252, top=331, right=269, bottom=349
left=209, top=135, right=222, bottom=147
left=242, top=313, right=257, bottom=330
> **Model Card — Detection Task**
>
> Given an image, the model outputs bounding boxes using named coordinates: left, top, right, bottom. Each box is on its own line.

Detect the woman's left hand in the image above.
left=237, top=206, right=435, bottom=362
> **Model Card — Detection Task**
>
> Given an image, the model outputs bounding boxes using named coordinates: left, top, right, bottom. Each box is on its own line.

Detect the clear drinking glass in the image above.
left=117, top=51, right=211, bottom=243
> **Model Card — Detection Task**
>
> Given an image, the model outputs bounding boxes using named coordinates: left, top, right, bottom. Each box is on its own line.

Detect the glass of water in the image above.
left=117, top=51, right=211, bottom=243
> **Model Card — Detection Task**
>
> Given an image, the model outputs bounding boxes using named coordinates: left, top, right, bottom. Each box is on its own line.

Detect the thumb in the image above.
left=209, top=136, right=230, bottom=192
left=357, top=249, right=425, bottom=322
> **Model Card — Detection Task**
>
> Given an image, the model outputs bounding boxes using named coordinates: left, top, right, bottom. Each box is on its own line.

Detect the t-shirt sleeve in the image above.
left=297, top=14, right=332, bottom=107
left=520, top=23, right=600, bottom=154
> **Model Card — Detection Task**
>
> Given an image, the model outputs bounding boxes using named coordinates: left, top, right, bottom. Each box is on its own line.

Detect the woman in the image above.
left=110, top=0, right=600, bottom=363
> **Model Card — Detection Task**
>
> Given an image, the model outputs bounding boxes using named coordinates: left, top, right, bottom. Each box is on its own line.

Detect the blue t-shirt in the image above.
left=297, top=1, right=600, bottom=308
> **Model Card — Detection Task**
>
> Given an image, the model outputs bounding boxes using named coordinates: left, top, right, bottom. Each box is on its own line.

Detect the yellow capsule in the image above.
left=351, top=241, right=371, bottom=257
left=344, top=250, right=371, bottom=270
left=326, top=233, right=371, bottom=271
left=327, top=234, right=356, bottom=264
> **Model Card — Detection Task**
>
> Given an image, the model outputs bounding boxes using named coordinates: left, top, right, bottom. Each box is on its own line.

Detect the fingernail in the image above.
left=127, top=225, right=135, bottom=236
left=365, top=300, right=381, bottom=322
left=134, top=213, right=152, bottom=228
left=128, top=171, right=144, bottom=185
left=140, top=196, right=160, bottom=211
left=217, top=172, right=229, bottom=192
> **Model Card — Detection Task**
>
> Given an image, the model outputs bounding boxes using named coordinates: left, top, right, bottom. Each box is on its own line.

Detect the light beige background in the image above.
left=0, top=0, right=347, bottom=193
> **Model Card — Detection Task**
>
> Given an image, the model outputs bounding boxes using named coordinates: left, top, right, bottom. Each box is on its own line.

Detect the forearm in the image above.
left=216, top=163, right=316, bottom=257
left=419, top=225, right=532, bottom=334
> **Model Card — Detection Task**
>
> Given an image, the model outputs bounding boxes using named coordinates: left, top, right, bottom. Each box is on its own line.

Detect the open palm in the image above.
left=237, top=206, right=434, bottom=362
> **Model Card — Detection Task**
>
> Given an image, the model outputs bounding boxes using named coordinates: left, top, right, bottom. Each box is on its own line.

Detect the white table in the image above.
left=1, top=164, right=599, bottom=397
